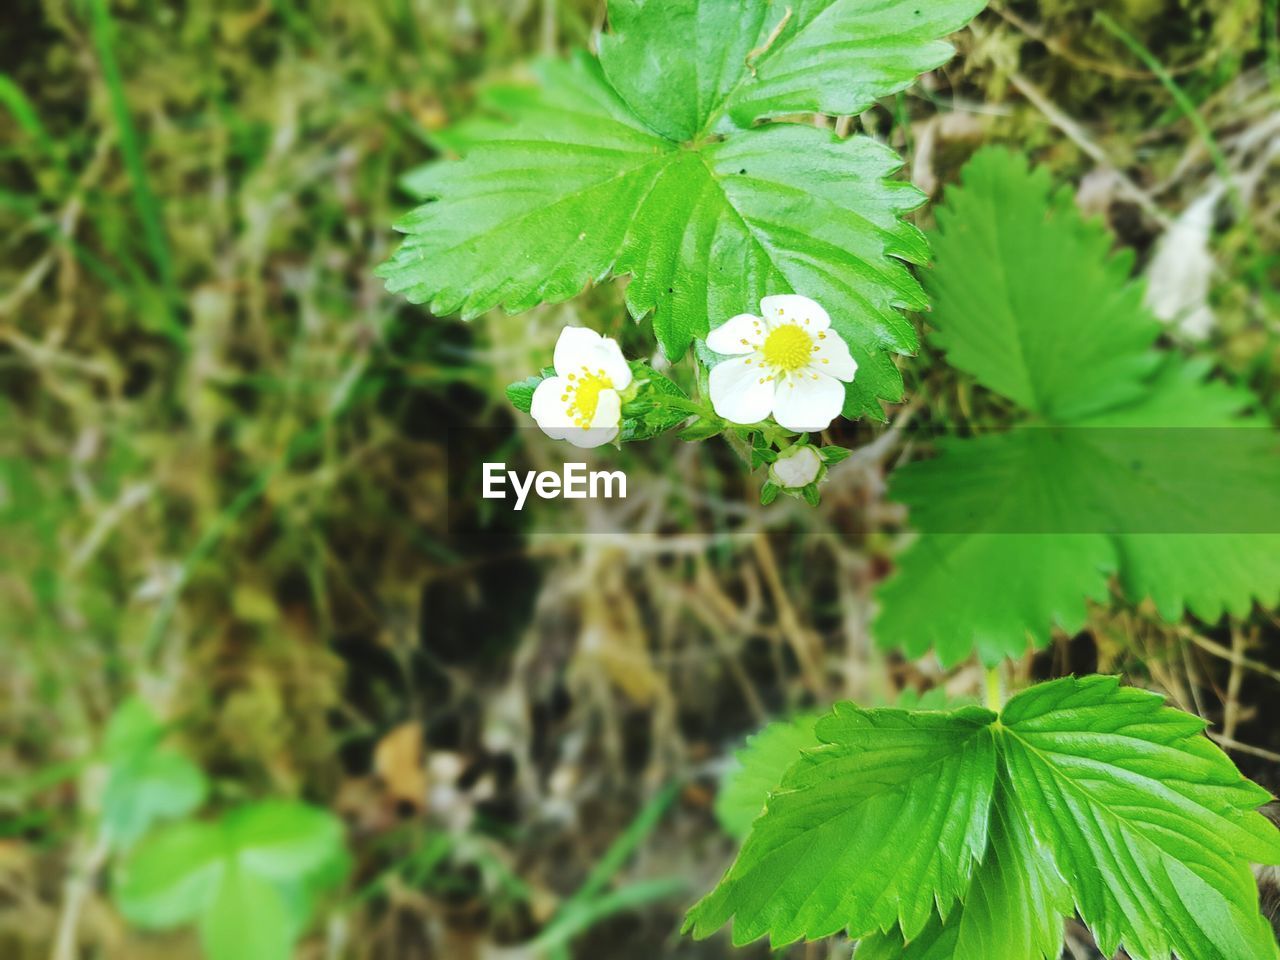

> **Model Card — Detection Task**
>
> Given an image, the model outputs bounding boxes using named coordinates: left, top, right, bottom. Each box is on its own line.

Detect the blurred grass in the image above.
left=86, top=0, right=183, bottom=344
left=1, top=0, right=1278, bottom=958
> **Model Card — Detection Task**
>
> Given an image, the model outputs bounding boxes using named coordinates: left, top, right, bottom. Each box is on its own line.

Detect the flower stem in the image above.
left=985, top=666, right=1003, bottom=713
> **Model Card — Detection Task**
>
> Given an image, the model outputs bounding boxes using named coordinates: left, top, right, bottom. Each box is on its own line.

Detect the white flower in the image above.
left=706, top=294, right=857, bottom=432
left=770, top=445, right=823, bottom=488
left=530, top=327, right=632, bottom=448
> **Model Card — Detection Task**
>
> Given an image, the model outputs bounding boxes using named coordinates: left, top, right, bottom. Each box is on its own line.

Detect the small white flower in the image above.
left=530, top=327, right=632, bottom=448
left=706, top=294, right=857, bottom=432
left=770, top=445, right=823, bottom=488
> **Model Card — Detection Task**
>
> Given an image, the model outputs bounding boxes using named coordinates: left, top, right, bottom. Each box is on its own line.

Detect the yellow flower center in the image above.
left=761, top=324, right=814, bottom=372
left=562, top=368, right=612, bottom=429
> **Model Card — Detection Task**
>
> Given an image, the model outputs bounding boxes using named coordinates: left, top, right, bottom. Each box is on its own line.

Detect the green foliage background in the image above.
left=1, top=1, right=1278, bottom=958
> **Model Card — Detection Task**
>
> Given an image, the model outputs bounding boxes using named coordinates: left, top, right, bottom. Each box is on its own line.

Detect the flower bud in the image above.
left=769, top=444, right=823, bottom=488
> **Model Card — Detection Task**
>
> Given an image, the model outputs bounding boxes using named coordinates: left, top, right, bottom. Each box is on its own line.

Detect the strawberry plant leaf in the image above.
left=598, top=0, right=988, bottom=140
left=713, top=692, right=978, bottom=840
left=857, top=780, right=1071, bottom=960
left=1077, top=358, right=1280, bottom=623
left=380, top=0, right=990, bottom=418
left=684, top=703, right=998, bottom=945
left=942, top=779, right=1072, bottom=960
left=714, top=713, right=820, bottom=839
left=876, top=149, right=1280, bottom=665
left=382, top=56, right=671, bottom=318
left=690, top=677, right=1280, bottom=958
left=875, top=429, right=1116, bottom=665
left=877, top=361, right=1280, bottom=665
left=925, top=148, right=1161, bottom=422
left=1000, top=676, right=1280, bottom=960
left=115, top=801, right=349, bottom=960
left=876, top=531, right=1111, bottom=668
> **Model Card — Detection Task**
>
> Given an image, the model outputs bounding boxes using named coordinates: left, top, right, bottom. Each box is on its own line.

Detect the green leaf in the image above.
left=115, top=801, right=349, bottom=960
left=690, top=678, right=1280, bottom=959
left=857, top=780, right=1071, bottom=960
left=943, top=778, right=1072, bottom=960
left=100, top=698, right=207, bottom=848
left=1078, top=358, right=1280, bottom=623
left=115, top=819, right=226, bottom=927
left=876, top=149, right=1280, bottom=665
left=199, top=865, right=293, bottom=960
left=925, top=147, right=1161, bottom=422
left=748, top=431, right=778, bottom=468
left=714, top=691, right=977, bottom=841
left=103, top=751, right=208, bottom=848
left=874, top=429, right=1117, bottom=665
left=381, top=55, right=672, bottom=317
left=714, top=714, right=820, bottom=839
left=103, top=697, right=163, bottom=756
left=1000, top=676, right=1280, bottom=960
left=224, top=800, right=347, bottom=885
left=380, top=0, right=989, bottom=417
left=876, top=364, right=1280, bottom=665
left=598, top=0, right=988, bottom=139
left=506, top=374, right=546, bottom=414
left=685, top=703, right=998, bottom=945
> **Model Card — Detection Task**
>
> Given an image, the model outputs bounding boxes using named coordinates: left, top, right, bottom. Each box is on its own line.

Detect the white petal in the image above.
left=553, top=326, right=631, bottom=388
left=594, top=336, right=632, bottom=389
left=553, top=326, right=604, bottom=372
left=772, top=372, right=845, bottom=432
left=709, top=355, right=775, bottom=425
left=770, top=446, right=823, bottom=488
left=809, top=330, right=858, bottom=381
left=706, top=313, right=765, bottom=355
left=760, top=294, right=830, bottom=333
left=564, top=389, right=620, bottom=448
left=530, top=376, right=574, bottom=440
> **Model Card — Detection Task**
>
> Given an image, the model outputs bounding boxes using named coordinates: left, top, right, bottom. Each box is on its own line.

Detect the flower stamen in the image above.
left=761, top=324, right=814, bottom=372
left=565, top=366, right=611, bottom=429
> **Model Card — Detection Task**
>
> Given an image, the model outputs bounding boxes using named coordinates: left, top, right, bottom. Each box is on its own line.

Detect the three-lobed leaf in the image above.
left=688, top=676, right=1280, bottom=959
left=875, top=149, right=1280, bottom=664
left=380, top=1, right=989, bottom=420
left=116, top=800, right=349, bottom=960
